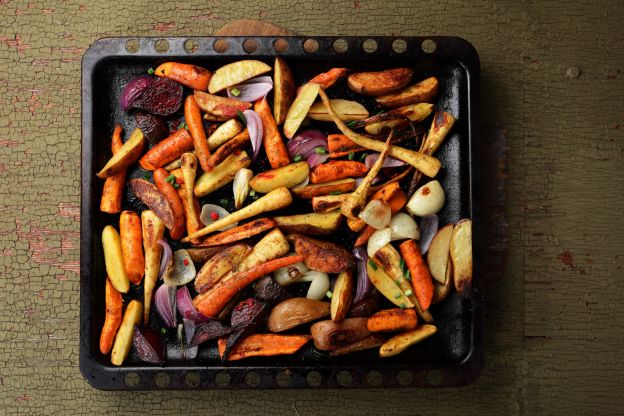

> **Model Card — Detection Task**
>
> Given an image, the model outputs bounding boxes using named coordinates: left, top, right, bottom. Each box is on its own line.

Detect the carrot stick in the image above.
left=155, top=62, right=212, bottom=91
left=217, top=334, right=311, bottom=361
left=99, top=278, right=123, bottom=355
left=327, top=133, right=365, bottom=155
left=119, top=211, right=144, bottom=285
left=139, top=129, right=194, bottom=171
left=100, top=125, right=126, bottom=213
left=206, top=129, right=249, bottom=169
left=153, top=168, right=186, bottom=240
left=307, top=68, right=349, bottom=90
left=193, top=255, right=304, bottom=317
left=309, top=160, right=368, bottom=184
left=255, top=98, right=290, bottom=168
left=399, top=239, right=434, bottom=311
left=194, top=218, right=276, bottom=247
left=184, top=95, right=212, bottom=172
left=366, top=308, right=418, bottom=332
left=354, top=184, right=407, bottom=245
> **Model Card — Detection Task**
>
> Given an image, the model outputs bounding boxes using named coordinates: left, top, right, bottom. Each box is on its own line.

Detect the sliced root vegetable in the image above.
left=310, top=318, right=370, bottom=351
left=267, top=297, right=330, bottom=332
left=329, top=334, right=385, bottom=356
left=311, top=193, right=352, bottom=213
left=194, top=218, right=276, bottom=247
left=255, top=97, right=290, bottom=168
left=184, top=95, right=211, bottom=172
left=347, top=68, right=414, bottom=96
left=399, top=239, right=434, bottom=311
left=291, top=178, right=356, bottom=199
left=217, top=334, right=311, bottom=361
left=155, top=62, right=211, bottom=91
left=194, top=151, right=252, bottom=198
left=432, top=260, right=453, bottom=305
left=375, top=76, right=439, bottom=108
left=207, top=118, right=244, bottom=150
left=273, top=57, right=296, bottom=125
left=307, top=67, right=349, bottom=90
left=100, top=124, right=126, bottom=213
left=307, top=99, right=369, bottom=122
left=273, top=211, right=342, bottom=235
left=319, top=89, right=441, bottom=177
left=194, top=244, right=253, bottom=294
left=207, top=129, right=250, bottom=169
left=379, top=324, right=437, bottom=357
left=97, top=128, right=145, bottom=178
left=310, top=160, right=368, bottom=184
left=406, top=180, right=446, bottom=217
left=249, top=161, right=310, bottom=194
left=111, top=300, right=143, bottom=366
left=200, top=204, right=237, bottom=231
left=327, top=133, right=366, bottom=156
left=363, top=103, right=433, bottom=136
left=139, top=129, right=194, bottom=171
left=208, top=60, right=272, bottom=94
left=366, top=227, right=392, bottom=257
left=450, top=219, right=472, bottom=295
left=284, top=83, right=320, bottom=139
left=153, top=168, right=186, bottom=240
left=367, top=308, right=418, bottom=332
left=120, top=211, right=145, bottom=285
left=427, top=224, right=454, bottom=284
left=133, top=325, right=166, bottom=364
left=99, top=278, right=123, bottom=355
left=194, top=91, right=252, bottom=120
left=227, top=228, right=291, bottom=278
left=141, top=210, right=166, bottom=325
left=288, top=234, right=355, bottom=274
left=331, top=269, right=354, bottom=322
left=102, top=225, right=130, bottom=293
left=179, top=153, right=202, bottom=237
left=367, top=257, right=414, bottom=308
left=119, top=76, right=153, bottom=112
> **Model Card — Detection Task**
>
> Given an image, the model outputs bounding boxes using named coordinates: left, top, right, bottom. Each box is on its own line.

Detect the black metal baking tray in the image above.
left=80, top=36, right=482, bottom=390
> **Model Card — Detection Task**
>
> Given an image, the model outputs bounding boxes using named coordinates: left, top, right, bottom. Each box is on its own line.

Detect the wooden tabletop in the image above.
left=1, top=1, right=623, bottom=415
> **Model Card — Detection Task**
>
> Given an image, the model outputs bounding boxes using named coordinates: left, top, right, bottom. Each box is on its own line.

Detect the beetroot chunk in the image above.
left=134, top=112, right=169, bottom=145
left=132, top=77, right=183, bottom=116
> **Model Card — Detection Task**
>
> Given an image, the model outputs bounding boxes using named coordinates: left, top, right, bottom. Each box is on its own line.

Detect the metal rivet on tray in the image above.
left=154, top=39, right=170, bottom=53
left=333, top=38, right=349, bottom=53
left=125, top=39, right=140, bottom=54
left=245, top=371, right=261, bottom=387
left=421, top=39, right=437, bottom=54
left=276, top=371, right=291, bottom=387
left=396, top=370, right=413, bottom=386
left=274, top=38, right=289, bottom=53
left=243, top=39, right=259, bottom=54
left=154, top=372, right=170, bottom=387
left=184, top=39, right=199, bottom=54
left=215, top=371, right=230, bottom=387
left=566, top=66, right=581, bottom=79
left=426, top=369, right=443, bottom=386
left=392, top=38, right=407, bottom=53
left=336, top=370, right=353, bottom=386
left=306, top=371, right=322, bottom=387
left=185, top=372, right=201, bottom=387
left=303, top=39, right=319, bottom=54
left=363, top=39, right=378, bottom=53
left=124, top=372, right=140, bottom=388
left=366, top=370, right=383, bottom=386
left=213, top=39, right=229, bottom=53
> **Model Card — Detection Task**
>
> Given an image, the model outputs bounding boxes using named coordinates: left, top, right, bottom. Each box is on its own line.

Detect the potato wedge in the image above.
left=364, top=103, right=434, bottom=135
left=141, top=210, right=165, bottom=325
left=229, top=228, right=290, bottom=278
left=208, top=59, right=272, bottom=94
left=310, top=318, right=370, bottom=351
left=128, top=179, right=175, bottom=231
left=347, top=68, right=414, bottom=96
left=187, top=245, right=230, bottom=263
left=307, top=99, right=369, bottom=122
left=249, top=161, right=309, bottom=194
left=331, top=269, right=354, bottom=322
left=194, top=151, right=251, bottom=197
left=194, top=91, right=251, bottom=119
left=329, top=334, right=385, bottom=357
left=427, top=224, right=454, bottom=284
left=194, top=243, right=252, bottom=293
left=111, top=300, right=142, bottom=366
left=311, top=193, right=352, bottom=213
left=267, top=298, right=330, bottom=332
left=273, top=57, right=295, bottom=125
left=284, top=83, right=320, bottom=139
left=379, top=324, right=437, bottom=357
left=450, top=219, right=472, bottom=295
left=96, top=128, right=145, bottom=178
left=102, top=225, right=130, bottom=293
left=273, top=211, right=342, bottom=235
left=432, top=260, right=453, bottom=305
left=292, top=178, right=356, bottom=199
left=207, top=119, right=244, bottom=150
left=367, top=258, right=414, bottom=308
left=375, top=76, right=439, bottom=108
left=289, top=234, right=355, bottom=273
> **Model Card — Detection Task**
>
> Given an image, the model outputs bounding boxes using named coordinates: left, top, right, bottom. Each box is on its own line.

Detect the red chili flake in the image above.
left=183, top=258, right=189, bottom=266
left=176, top=177, right=184, bottom=184
left=234, top=150, right=241, bottom=155
left=210, top=211, right=219, bottom=221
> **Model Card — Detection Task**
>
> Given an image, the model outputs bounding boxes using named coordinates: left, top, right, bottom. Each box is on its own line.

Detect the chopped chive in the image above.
left=359, top=152, right=368, bottom=162
left=147, top=68, right=155, bottom=75
left=315, top=147, right=327, bottom=154
left=219, top=198, right=229, bottom=206
left=346, top=120, right=357, bottom=128
left=230, top=87, right=241, bottom=97
left=329, top=191, right=342, bottom=195
left=165, top=174, right=176, bottom=183
left=249, top=189, right=256, bottom=197
left=293, top=154, right=302, bottom=162
left=394, top=279, right=401, bottom=287
left=179, top=121, right=187, bottom=130
left=399, top=303, right=407, bottom=309
left=369, top=260, right=378, bottom=271
left=160, top=327, right=166, bottom=334
left=404, top=271, right=411, bottom=280
left=326, top=290, right=333, bottom=299
left=393, top=293, right=402, bottom=299
left=237, top=110, right=247, bottom=126
left=347, top=152, right=355, bottom=160
left=376, top=109, right=385, bottom=115
left=143, top=172, right=150, bottom=180
left=172, top=183, right=180, bottom=189
left=404, top=289, right=413, bottom=297
left=400, top=258, right=407, bottom=275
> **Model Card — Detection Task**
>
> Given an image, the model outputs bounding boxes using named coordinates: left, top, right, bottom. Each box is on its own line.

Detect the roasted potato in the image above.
left=208, top=59, right=272, bottom=94
left=194, top=91, right=251, bottom=119
left=111, top=300, right=143, bottom=365
left=310, top=318, right=370, bottom=351
left=288, top=234, right=355, bottom=273
left=375, top=76, right=439, bottom=108
left=331, top=269, right=354, bottom=322
left=284, top=83, right=320, bottom=139
left=273, top=212, right=342, bottom=235
left=101, top=225, right=130, bottom=293
left=194, top=244, right=253, bottom=293
left=427, top=224, right=454, bottom=284
left=249, top=162, right=310, bottom=194
left=311, top=193, right=352, bottom=213
left=128, top=179, right=175, bottom=231
left=96, top=128, right=145, bottom=178
left=228, top=228, right=290, bottom=278
left=186, top=245, right=230, bottom=263
left=432, top=260, right=453, bottom=305
left=267, top=298, right=330, bottom=332
left=273, top=57, right=295, bottom=125
left=450, top=219, right=472, bottom=295
left=329, top=334, right=385, bottom=356
left=347, top=68, right=414, bottom=96
left=194, top=151, right=251, bottom=197
left=367, top=257, right=414, bottom=308
left=307, top=99, right=369, bottom=122
left=207, top=119, right=244, bottom=150
left=379, top=324, right=437, bottom=357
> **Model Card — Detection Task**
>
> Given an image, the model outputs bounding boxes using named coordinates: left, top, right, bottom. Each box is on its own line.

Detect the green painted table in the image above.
left=1, top=1, right=622, bottom=414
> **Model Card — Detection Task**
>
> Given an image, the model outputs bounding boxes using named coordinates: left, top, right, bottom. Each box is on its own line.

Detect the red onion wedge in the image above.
left=242, top=110, right=264, bottom=160
left=306, top=152, right=329, bottom=168
left=120, top=75, right=153, bottom=111
left=176, top=285, right=199, bottom=321
left=364, top=152, right=406, bottom=169
left=288, top=130, right=327, bottom=159
left=155, top=283, right=177, bottom=328
left=418, top=214, right=439, bottom=254
left=227, top=76, right=273, bottom=102
left=353, top=247, right=374, bottom=304
left=157, top=239, right=172, bottom=280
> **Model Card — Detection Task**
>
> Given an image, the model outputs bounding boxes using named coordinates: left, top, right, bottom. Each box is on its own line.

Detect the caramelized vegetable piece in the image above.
left=379, top=324, right=437, bottom=357
left=217, top=334, right=311, bottom=361
left=311, top=193, right=352, bottom=213
left=348, top=68, right=414, bottom=96
left=367, top=308, right=418, bottom=332
left=291, top=179, right=356, bottom=199
left=186, top=245, right=231, bottom=263
left=195, top=218, right=276, bottom=247
left=400, top=239, right=434, bottom=311
left=99, top=278, right=123, bottom=355
left=129, top=179, right=175, bottom=230
left=155, top=62, right=212, bottom=91
left=307, top=67, right=349, bottom=90
left=111, top=300, right=143, bottom=366
left=141, top=210, right=165, bottom=325
left=289, top=234, right=355, bottom=273
left=132, top=76, right=183, bottom=116
left=153, top=168, right=186, bottom=240
left=190, top=320, right=234, bottom=347
left=194, top=243, right=252, bottom=294
left=133, top=325, right=165, bottom=364
left=120, top=211, right=145, bottom=285
left=267, top=298, right=331, bottom=332
left=97, top=128, right=145, bottom=178
left=309, top=160, right=368, bottom=184
left=134, top=112, right=168, bottom=145
left=194, top=91, right=252, bottom=120
left=255, top=97, right=290, bottom=168
left=273, top=57, right=295, bottom=125
left=254, top=276, right=291, bottom=303
left=375, top=76, right=439, bottom=108
left=450, top=219, right=473, bottom=295
left=249, top=162, right=310, bottom=194
left=310, top=318, right=371, bottom=351
left=194, top=151, right=252, bottom=198
left=206, top=129, right=250, bottom=170
left=184, top=96, right=212, bottom=172
left=329, top=334, right=385, bottom=357
left=331, top=270, right=354, bottom=322
left=208, top=60, right=272, bottom=94
left=100, top=125, right=126, bottom=213
left=102, top=225, right=130, bottom=293
left=273, top=212, right=342, bottom=235
left=223, top=298, right=268, bottom=359
left=139, top=129, right=194, bottom=171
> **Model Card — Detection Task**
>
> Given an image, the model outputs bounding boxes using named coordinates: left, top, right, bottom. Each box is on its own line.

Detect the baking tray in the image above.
left=80, top=36, right=482, bottom=390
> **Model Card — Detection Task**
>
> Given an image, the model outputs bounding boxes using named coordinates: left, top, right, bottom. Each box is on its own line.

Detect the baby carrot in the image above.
left=100, top=125, right=126, bottom=213
left=184, top=95, right=212, bottom=172
left=120, top=211, right=145, bottom=285
left=310, top=160, right=368, bottom=184
left=255, top=98, right=290, bottom=168
left=155, top=62, right=212, bottom=91
left=139, top=129, right=194, bottom=171
left=99, top=278, right=123, bottom=355
left=153, top=168, right=186, bottom=240
left=399, top=239, right=434, bottom=311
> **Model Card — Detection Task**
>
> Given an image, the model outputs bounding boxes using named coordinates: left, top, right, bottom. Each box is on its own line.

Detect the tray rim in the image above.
left=80, top=35, right=483, bottom=390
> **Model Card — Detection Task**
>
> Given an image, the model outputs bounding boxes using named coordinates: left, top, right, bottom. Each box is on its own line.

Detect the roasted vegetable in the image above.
left=99, top=278, right=122, bottom=355
left=331, top=269, right=354, bottom=322
left=367, top=308, right=418, bottom=332
left=194, top=243, right=252, bottom=294
left=307, top=99, right=369, bottom=122
left=379, top=324, right=437, bottom=357
left=195, top=218, right=276, bottom=247
left=217, top=334, right=311, bottom=361
left=111, top=300, right=142, bottom=366
left=450, top=219, right=472, bottom=295
left=289, top=234, right=355, bottom=273
left=194, top=151, right=252, bottom=198
left=347, top=68, right=414, bottom=96
left=267, top=297, right=330, bottom=332
left=255, top=97, right=290, bottom=168
left=207, top=119, right=243, bottom=150
left=406, top=180, right=446, bottom=217
left=133, top=325, right=165, bottom=364
left=100, top=125, right=126, bottom=213
left=132, top=76, right=183, bottom=116
left=273, top=57, right=295, bottom=125
left=153, top=168, right=186, bottom=240
left=194, top=90, right=252, bottom=119
left=208, top=60, right=272, bottom=94
left=139, top=129, right=194, bottom=171
left=129, top=179, right=175, bottom=231
left=190, top=320, right=234, bottom=347
left=141, top=210, right=165, bottom=325
left=273, top=212, right=342, bottom=235
left=184, top=95, right=212, bottom=172
left=119, top=211, right=144, bottom=285
left=249, top=161, right=309, bottom=194
left=432, top=260, right=453, bottom=305
left=134, top=112, right=168, bottom=145
left=363, top=103, right=433, bottom=135
left=311, top=193, right=352, bottom=213
left=307, top=67, right=349, bottom=90
left=310, top=318, right=371, bottom=351
left=186, top=245, right=228, bottom=263
left=284, top=83, right=320, bottom=139
left=375, top=76, right=439, bottom=108
left=329, top=334, right=385, bottom=357
left=223, top=298, right=268, bottom=359
left=155, top=62, right=211, bottom=91
left=367, top=258, right=414, bottom=309
left=292, top=178, right=356, bottom=199
left=179, top=153, right=203, bottom=238
left=400, top=239, right=434, bottom=311
left=427, top=224, right=454, bottom=284
left=102, top=225, right=129, bottom=293
left=228, top=228, right=290, bottom=277
left=310, top=160, right=368, bottom=184
left=96, top=128, right=145, bottom=178
left=254, top=275, right=291, bottom=303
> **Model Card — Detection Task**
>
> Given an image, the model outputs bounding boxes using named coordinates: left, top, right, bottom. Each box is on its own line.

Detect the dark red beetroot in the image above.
left=348, top=294, right=381, bottom=318
left=223, top=298, right=268, bottom=359
left=132, top=77, right=183, bottom=116
left=253, top=276, right=291, bottom=303
left=133, top=326, right=165, bottom=364
left=189, top=320, right=233, bottom=347
left=134, top=112, right=169, bottom=145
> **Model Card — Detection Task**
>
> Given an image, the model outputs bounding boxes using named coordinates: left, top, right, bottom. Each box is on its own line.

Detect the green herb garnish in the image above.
left=230, top=87, right=241, bottom=97
left=376, top=109, right=385, bottom=115
left=404, top=289, right=413, bottom=297
left=179, top=121, right=187, bottom=130
left=293, top=155, right=302, bottom=162
left=346, top=120, right=357, bottom=128
left=147, top=68, right=155, bottom=75
left=315, top=147, right=327, bottom=154
left=143, top=172, right=150, bottom=180
left=369, top=260, right=378, bottom=271
left=399, top=303, right=407, bottom=309
left=237, top=110, right=247, bottom=126
left=172, top=183, right=180, bottom=189
left=347, top=152, right=355, bottom=160
left=165, top=174, right=176, bottom=183
left=393, top=293, right=402, bottom=299
left=400, top=258, right=407, bottom=275
left=249, top=189, right=256, bottom=197
left=219, top=198, right=229, bottom=206
left=329, top=191, right=342, bottom=195
left=360, top=153, right=368, bottom=162
left=394, top=279, right=401, bottom=287
left=160, top=327, right=166, bottom=334
left=326, top=290, right=333, bottom=299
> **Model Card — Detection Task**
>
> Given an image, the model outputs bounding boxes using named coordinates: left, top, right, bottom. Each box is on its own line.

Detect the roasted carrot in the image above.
left=184, top=95, right=212, bottom=172
left=291, top=179, right=356, bottom=199
left=119, top=211, right=145, bottom=285
left=255, top=98, right=290, bottom=168
left=195, top=218, right=276, bottom=247
left=175, top=154, right=203, bottom=240
left=100, top=125, right=126, bottom=213
left=207, top=129, right=250, bottom=169
left=399, top=239, right=434, bottom=311
left=309, top=160, right=369, bottom=184
left=354, top=184, right=408, bottom=245
left=155, top=62, right=212, bottom=91
left=367, top=308, right=418, bottom=333
left=153, top=168, right=186, bottom=240
left=327, top=133, right=365, bottom=158
left=217, top=334, right=312, bottom=361
left=193, top=255, right=304, bottom=317
left=99, top=278, right=123, bottom=355
left=308, top=68, right=349, bottom=90
left=139, top=129, right=194, bottom=171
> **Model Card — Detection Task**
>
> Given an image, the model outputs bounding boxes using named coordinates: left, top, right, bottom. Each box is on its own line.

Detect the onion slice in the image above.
left=155, top=284, right=177, bottom=328
left=227, top=76, right=273, bottom=102
left=200, top=204, right=237, bottom=231
left=364, top=153, right=406, bottom=169
left=288, top=130, right=328, bottom=159
left=359, top=200, right=391, bottom=230
left=353, top=247, right=373, bottom=304
left=157, top=239, right=172, bottom=280
left=182, top=318, right=198, bottom=360
left=243, top=110, right=264, bottom=160
left=389, top=212, right=420, bottom=240
left=176, top=285, right=198, bottom=321
left=233, top=168, right=253, bottom=209
left=163, top=249, right=196, bottom=287
left=291, top=175, right=310, bottom=190
left=306, top=152, right=329, bottom=168
left=367, top=227, right=392, bottom=257
left=418, top=214, right=439, bottom=254
left=299, top=271, right=331, bottom=300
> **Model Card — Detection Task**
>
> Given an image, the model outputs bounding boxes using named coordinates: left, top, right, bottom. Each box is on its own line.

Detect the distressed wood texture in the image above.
left=0, top=1, right=623, bottom=415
